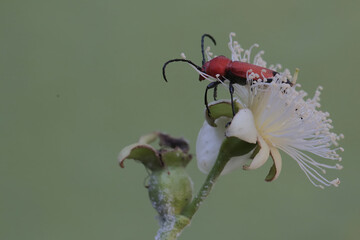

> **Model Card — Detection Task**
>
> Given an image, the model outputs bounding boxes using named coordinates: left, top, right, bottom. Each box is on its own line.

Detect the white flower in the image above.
left=196, top=115, right=254, bottom=175
left=196, top=33, right=344, bottom=188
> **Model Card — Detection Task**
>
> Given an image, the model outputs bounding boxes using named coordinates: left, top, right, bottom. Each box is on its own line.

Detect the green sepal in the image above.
left=119, top=143, right=163, bottom=170
left=205, top=100, right=241, bottom=127
left=250, top=145, right=261, bottom=159
left=118, top=132, right=191, bottom=171
left=220, top=136, right=256, bottom=160
left=265, top=163, right=277, bottom=182
left=161, top=149, right=191, bottom=168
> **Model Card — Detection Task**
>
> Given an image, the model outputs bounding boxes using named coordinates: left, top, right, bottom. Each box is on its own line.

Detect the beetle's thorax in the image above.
left=199, top=56, right=231, bottom=81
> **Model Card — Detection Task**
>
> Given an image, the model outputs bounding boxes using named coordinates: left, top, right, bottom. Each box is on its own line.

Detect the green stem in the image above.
left=181, top=146, right=230, bottom=218
left=157, top=215, right=190, bottom=240
left=159, top=137, right=255, bottom=239
left=158, top=157, right=227, bottom=240
left=182, top=137, right=254, bottom=219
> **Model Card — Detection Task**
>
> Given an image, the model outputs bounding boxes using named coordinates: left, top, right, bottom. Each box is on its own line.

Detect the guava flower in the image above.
left=195, top=33, right=344, bottom=188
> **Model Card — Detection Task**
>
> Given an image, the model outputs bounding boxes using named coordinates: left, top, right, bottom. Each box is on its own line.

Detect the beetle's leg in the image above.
left=213, top=84, right=218, bottom=101
left=223, top=82, right=236, bottom=128
left=229, top=82, right=235, bottom=117
left=205, top=81, right=220, bottom=117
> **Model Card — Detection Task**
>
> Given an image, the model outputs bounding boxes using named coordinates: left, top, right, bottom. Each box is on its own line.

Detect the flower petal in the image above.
left=226, top=108, right=257, bottom=144
left=196, top=117, right=229, bottom=174
left=196, top=117, right=256, bottom=175
left=243, top=135, right=270, bottom=170
left=265, top=147, right=282, bottom=182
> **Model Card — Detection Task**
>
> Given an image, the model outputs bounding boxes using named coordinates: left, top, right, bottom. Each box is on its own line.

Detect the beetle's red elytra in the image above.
left=199, top=55, right=279, bottom=83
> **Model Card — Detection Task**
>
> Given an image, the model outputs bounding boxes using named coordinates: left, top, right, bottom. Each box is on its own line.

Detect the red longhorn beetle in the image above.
left=162, top=34, right=291, bottom=116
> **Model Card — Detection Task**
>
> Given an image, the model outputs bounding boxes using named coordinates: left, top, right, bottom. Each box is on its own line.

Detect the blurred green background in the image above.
left=1, top=0, right=359, bottom=239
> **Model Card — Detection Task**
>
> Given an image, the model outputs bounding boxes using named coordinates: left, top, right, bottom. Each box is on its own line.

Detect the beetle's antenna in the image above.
left=162, top=59, right=202, bottom=82
left=201, top=34, right=216, bottom=66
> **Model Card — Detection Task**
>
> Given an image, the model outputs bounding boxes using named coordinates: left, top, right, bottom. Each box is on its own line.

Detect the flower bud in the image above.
left=148, top=153, right=193, bottom=219
left=119, top=132, right=193, bottom=220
